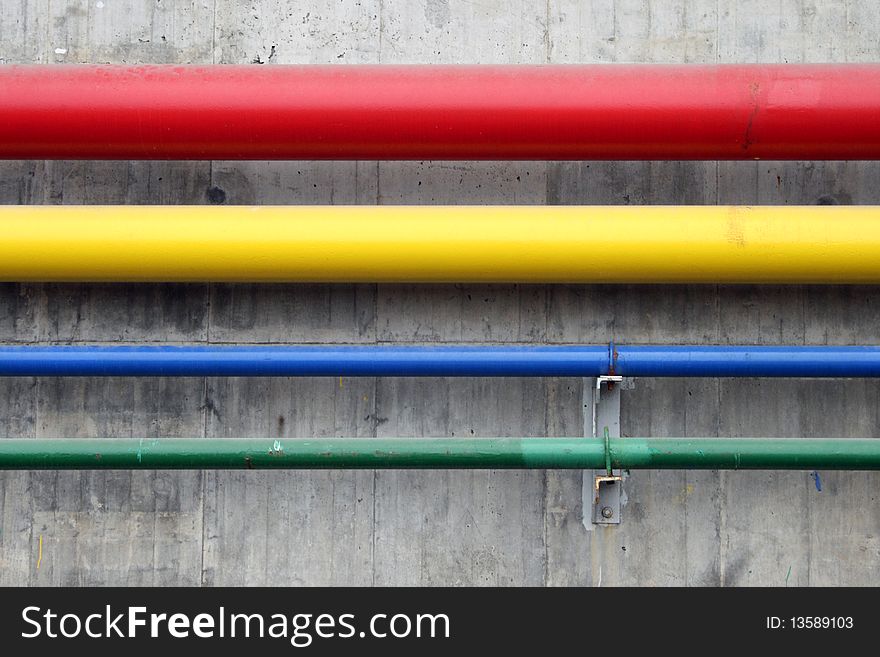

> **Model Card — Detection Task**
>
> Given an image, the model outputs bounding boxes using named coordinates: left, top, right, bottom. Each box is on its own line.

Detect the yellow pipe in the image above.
left=1, top=205, right=879, bottom=283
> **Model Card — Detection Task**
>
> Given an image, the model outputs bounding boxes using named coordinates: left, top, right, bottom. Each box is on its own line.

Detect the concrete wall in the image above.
left=1, top=0, right=879, bottom=586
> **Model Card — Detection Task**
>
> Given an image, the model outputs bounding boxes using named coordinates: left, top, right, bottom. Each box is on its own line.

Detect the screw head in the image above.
left=601, top=506, right=614, bottom=519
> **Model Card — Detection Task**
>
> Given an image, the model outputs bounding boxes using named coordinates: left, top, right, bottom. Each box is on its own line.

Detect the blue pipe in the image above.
left=614, top=345, right=880, bottom=377
left=0, top=344, right=878, bottom=377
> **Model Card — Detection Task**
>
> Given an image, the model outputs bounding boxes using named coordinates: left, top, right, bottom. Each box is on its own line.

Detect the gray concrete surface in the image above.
left=2, top=0, right=880, bottom=586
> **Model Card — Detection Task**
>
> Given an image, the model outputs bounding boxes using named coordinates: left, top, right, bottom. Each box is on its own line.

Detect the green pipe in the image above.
left=0, top=437, right=879, bottom=470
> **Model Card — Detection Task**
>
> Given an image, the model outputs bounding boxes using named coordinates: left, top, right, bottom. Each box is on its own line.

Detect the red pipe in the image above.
left=2, top=64, right=879, bottom=160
